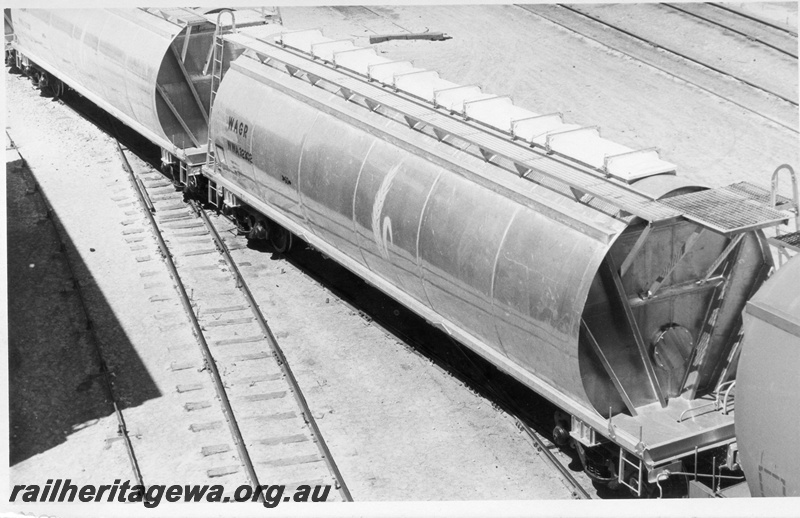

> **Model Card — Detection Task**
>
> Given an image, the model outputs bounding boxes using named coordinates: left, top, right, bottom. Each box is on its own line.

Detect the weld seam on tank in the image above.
left=489, top=205, right=522, bottom=358
left=294, top=109, right=322, bottom=232
left=351, top=139, right=378, bottom=270
left=414, top=170, right=446, bottom=314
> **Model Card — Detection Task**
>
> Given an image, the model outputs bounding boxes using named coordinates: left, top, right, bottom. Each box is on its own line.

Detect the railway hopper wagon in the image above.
left=199, top=26, right=794, bottom=494
left=7, top=8, right=275, bottom=183
left=734, top=254, right=800, bottom=497
left=7, top=8, right=798, bottom=496
left=4, top=10, right=13, bottom=52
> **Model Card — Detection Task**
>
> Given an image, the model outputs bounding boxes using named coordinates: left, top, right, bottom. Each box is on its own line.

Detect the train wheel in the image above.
left=36, top=71, right=49, bottom=91
left=185, top=173, right=202, bottom=198
left=6, top=50, right=17, bottom=70
left=269, top=223, right=293, bottom=253
left=552, top=425, right=570, bottom=446
left=52, top=79, right=66, bottom=100
left=232, top=210, right=251, bottom=235
left=248, top=219, right=268, bottom=241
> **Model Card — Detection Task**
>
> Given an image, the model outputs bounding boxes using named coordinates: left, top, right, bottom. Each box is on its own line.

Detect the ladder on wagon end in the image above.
left=768, top=164, right=800, bottom=266
left=206, top=9, right=237, bottom=176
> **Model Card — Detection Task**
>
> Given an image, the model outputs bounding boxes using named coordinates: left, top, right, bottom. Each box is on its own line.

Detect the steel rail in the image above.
left=192, top=202, right=354, bottom=502
left=113, top=141, right=266, bottom=502
left=517, top=4, right=799, bottom=134
left=709, top=3, right=799, bottom=37
left=663, top=3, right=797, bottom=59
left=440, top=332, right=593, bottom=499
left=514, top=419, right=592, bottom=499
left=13, top=138, right=146, bottom=492
left=392, top=318, right=594, bottom=499
left=352, top=290, right=591, bottom=499
left=441, top=333, right=593, bottom=498
left=554, top=4, right=798, bottom=107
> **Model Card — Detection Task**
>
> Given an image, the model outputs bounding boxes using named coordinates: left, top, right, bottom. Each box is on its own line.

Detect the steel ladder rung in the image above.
left=619, top=449, right=643, bottom=495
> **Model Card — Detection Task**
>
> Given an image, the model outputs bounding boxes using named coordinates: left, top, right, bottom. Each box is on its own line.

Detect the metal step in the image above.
left=142, top=7, right=209, bottom=27
left=769, top=231, right=800, bottom=252
left=725, top=181, right=795, bottom=211
left=659, top=183, right=792, bottom=235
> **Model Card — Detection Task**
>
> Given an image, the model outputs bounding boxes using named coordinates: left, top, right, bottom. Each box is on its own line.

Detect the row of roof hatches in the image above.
left=277, top=28, right=677, bottom=185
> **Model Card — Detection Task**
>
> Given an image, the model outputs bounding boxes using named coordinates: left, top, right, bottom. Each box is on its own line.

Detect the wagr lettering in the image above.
left=227, top=116, right=249, bottom=139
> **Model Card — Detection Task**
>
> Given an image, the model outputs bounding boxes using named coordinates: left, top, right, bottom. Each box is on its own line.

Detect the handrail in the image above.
left=216, top=8, right=236, bottom=33
left=716, top=380, right=736, bottom=415
left=771, top=164, right=799, bottom=229
left=678, top=381, right=737, bottom=422
left=677, top=401, right=716, bottom=422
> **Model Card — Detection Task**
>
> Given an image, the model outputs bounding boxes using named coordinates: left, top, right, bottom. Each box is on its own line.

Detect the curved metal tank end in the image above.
left=11, top=9, right=214, bottom=151
left=578, top=173, right=770, bottom=417
left=736, top=255, right=800, bottom=497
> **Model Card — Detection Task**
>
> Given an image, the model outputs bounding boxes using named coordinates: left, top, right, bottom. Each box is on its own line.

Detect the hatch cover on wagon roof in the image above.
left=659, top=181, right=791, bottom=235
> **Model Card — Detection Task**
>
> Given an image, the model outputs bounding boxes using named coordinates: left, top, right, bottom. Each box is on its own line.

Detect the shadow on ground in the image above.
left=7, top=154, right=161, bottom=465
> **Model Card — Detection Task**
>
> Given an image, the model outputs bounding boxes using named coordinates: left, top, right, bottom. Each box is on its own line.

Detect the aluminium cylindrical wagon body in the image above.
left=736, top=255, right=800, bottom=497
left=10, top=8, right=234, bottom=155
left=4, top=10, right=12, bottom=50
left=207, top=49, right=772, bottom=464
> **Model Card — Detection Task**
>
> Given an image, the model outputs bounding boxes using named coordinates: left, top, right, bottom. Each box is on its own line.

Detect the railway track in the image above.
left=663, top=3, right=797, bottom=59
left=709, top=3, right=798, bottom=37
left=421, top=334, right=593, bottom=499
left=425, top=349, right=593, bottom=499
left=515, top=420, right=591, bottom=499
left=519, top=4, right=798, bottom=134
left=558, top=4, right=797, bottom=106
left=112, top=138, right=352, bottom=503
